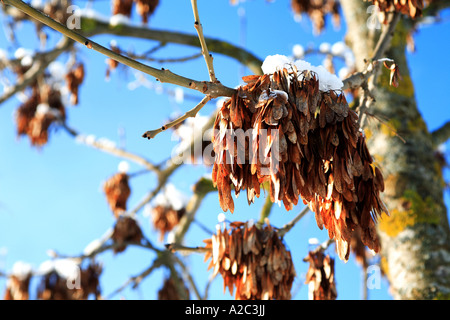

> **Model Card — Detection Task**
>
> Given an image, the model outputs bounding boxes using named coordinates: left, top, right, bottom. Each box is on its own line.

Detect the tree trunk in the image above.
left=340, top=0, right=450, bottom=300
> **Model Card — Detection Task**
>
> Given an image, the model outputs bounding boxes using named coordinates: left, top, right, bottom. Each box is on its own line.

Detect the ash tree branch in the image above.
left=191, top=0, right=217, bottom=82
left=2, top=0, right=236, bottom=98
left=79, top=17, right=264, bottom=76
left=277, top=206, right=310, bottom=238
left=61, top=122, right=159, bottom=172
left=142, top=95, right=212, bottom=140
left=0, top=36, right=73, bottom=105
left=342, top=12, right=400, bottom=92
left=431, top=120, right=450, bottom=147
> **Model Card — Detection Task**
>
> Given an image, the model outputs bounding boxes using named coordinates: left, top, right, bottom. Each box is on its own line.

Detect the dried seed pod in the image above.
left=291, top=0, right=341, bottom=34
left=158, top=276, right=190, bottom=300
left=203, top=220, right=296, bottom=300
left=371, top=0, right=424, bottom=25
left=106, top=43, right=121, bottom=80
left=103, top=172, right=131, bottom=217
left=15, top=86, right=66, bottom=147
left=3, top=262, right=32, bottom=300
left=304, top=250, right=337, bottom=300
left=15, top=89, right=40, bottom=137
left=212, top=63, right=388, bottom=261
left=43, top=0, right=72, bottom=25
left=111, top=215, right=143, bottom=253
left=66, top=63, right=85, bottom=105
left=134, top=0, right=159, bottom=24
left=112, top=0, right=134, bottom=16
left=37, top=261, right=102, bottom=300
left=151, top=205, right=186, bottom=241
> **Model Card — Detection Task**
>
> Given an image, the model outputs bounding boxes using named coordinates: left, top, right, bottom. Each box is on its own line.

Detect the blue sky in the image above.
left=0, top=0, right=449, bottom=300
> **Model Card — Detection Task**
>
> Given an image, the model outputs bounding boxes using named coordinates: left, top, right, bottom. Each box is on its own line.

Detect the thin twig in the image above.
left=191, top=0, right=217, bottom=82
left=165, top=243, right=209, bottom=254
left=142, top=95, right=212, bottom=140
left=81, top=19, right=264, bottom=76
left=303, top=238, right=335, bottom=262
left=359, top=12, right=400, bottom=127
left=258, top=196, right=273, bottom=225
left=172, top=254, right=203, bottom=300
left=105, top=258, right=163, bottom=299
left=277, top=206, right=310, bottom=238
left=132, top=52, right=203, bottom=64
left=61, top=122, right=159, bottom=172
left=364, top=110, right=406, bottom=143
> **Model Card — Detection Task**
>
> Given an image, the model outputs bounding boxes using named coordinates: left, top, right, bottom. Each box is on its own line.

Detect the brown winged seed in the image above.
left=304, top=250, right=337, bottom=300
left=103, top=172, right=131, bottom=217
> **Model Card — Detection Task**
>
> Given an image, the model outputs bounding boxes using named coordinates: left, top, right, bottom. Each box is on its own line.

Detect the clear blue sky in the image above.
left=0, top=0, right=449, bottom=300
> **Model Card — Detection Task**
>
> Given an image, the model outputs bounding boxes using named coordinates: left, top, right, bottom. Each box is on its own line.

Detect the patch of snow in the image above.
left=11, top=261, right=32, bottom=280
left=331, top=41, right=347, bottom=57
left=262, top=54, right=344, bottom=92
left=109, top=14, right=131, bottom=27
left=83, top=239, right=103, bottom=256
left=319, top=42, right=331, bottom=53
left=153, top=183, right=189, bottom=211
left=261, top=54, right=292, bottom=74
left=292, top=44, right=305, bottom=59
left=118, top=160, right=130, bottom=173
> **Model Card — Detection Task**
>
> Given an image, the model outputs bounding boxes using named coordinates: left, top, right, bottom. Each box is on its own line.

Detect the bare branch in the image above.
left=302, top=238, right=335, bottom=262
left=191, top=0, right=217, bottom=82
left=431, top=120, right=450, bottom=147
left=165, top=243, right=209, bottom=254
left=277, top=206, right=310, bottom=238
left=79, top=17, right=264, bottom=75
left=61, top=123, right=159, bottom=172
left=142, top=95, right=212, bottom=140
left=2, top=0, right=236, bottom=98
left=258, top=196, right=273, bottom=225
left=0, top=36, right=73, bottom=105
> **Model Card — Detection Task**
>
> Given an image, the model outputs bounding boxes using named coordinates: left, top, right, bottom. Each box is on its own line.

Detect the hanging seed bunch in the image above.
left=37, top=262, right=102, bottom=300
left=350, top=227, right=371, bottom=269
left=15, top=85, right=66, bottom=147
left=111, top=215, right=143, bottom=253
left=43, top=0, right=73, bottom=24
left=76, top=263, right=103, bottom=300
left=203, top=220, right=296, bottom=300
left=3, top=262, right=32, bottom=300
left=105, top=42, right=122, bottom=80
left=151, top=205, right=186, bottom=242
left=65, top=62, right=85, bottom=105
left=112, top=0, right=134, bottom=17
left=157, top=276, right=190, bottom=300
left=135, top=0, right=159, bottom=24
left=150, top=184, right=189, bottom=241
left=371, top=0, right=423, bottom=23
left=4, top=274, right=32, bottom=300
left=37, top=270, right=73, bottom=300
left=291, top=0, right=341, bottom=34
left=304, top=250, right=337, bottom=300
left=212, top=56, right=387, bottom=261
left=103, top=172, right=131, bottom=217
left=110, top=0, right=159, bottom=23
